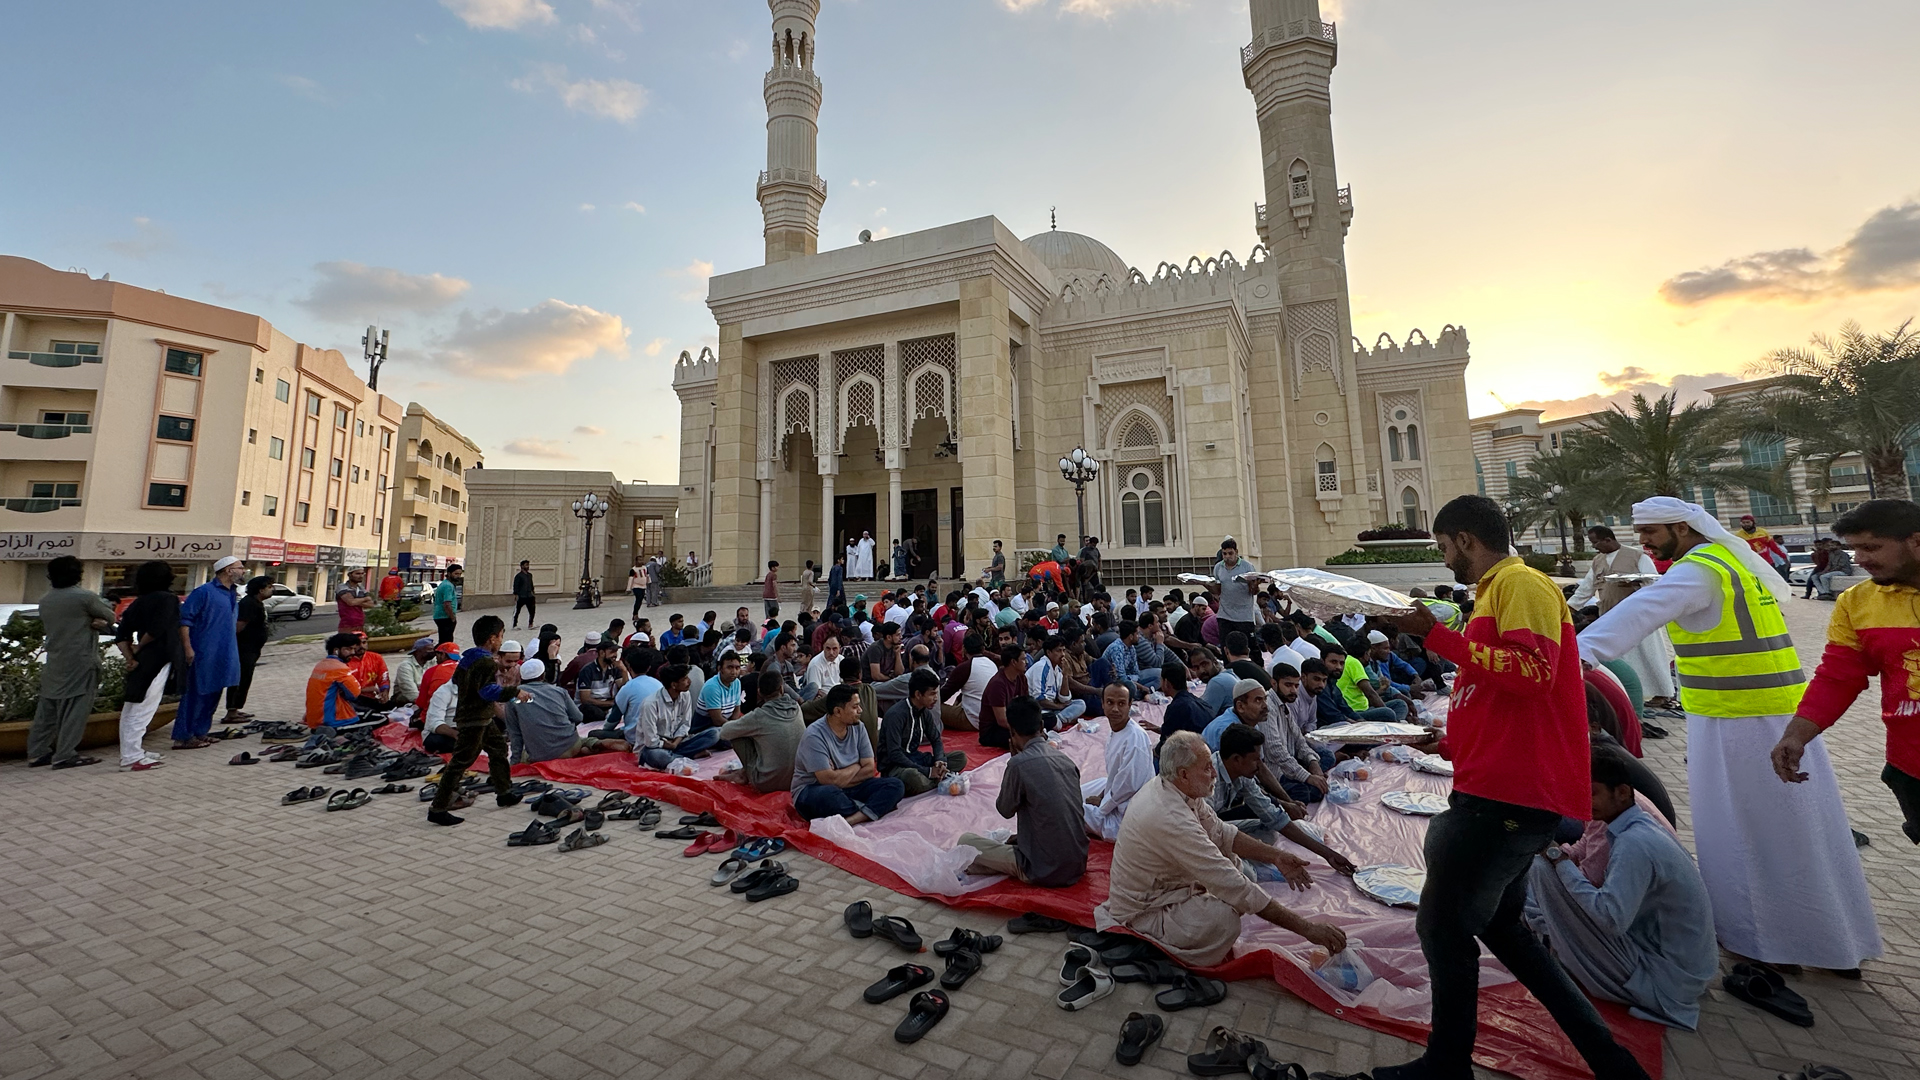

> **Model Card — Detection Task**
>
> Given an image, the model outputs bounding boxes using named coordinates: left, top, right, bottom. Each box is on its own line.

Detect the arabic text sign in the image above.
left=87, top=533, right=236, bottom=561
left=0, top=533, right=80, bottom=561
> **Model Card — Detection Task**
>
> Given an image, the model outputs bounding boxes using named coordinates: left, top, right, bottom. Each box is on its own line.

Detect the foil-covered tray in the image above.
left=1354, top=864, right=1425, bottom=908
left=1411, top=753, right=1455, bottom=777
left=1307, top=721, right=1433, bottom=746
left=1381, top=790, right=1450, bottom=816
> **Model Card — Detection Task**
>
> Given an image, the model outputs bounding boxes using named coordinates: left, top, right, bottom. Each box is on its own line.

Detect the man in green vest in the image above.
left=1580, top=496, right=1881, bottom=975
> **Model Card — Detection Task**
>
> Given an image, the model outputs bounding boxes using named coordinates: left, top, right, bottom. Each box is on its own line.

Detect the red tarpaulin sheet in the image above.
left=375, top=722, right=1662, bottom=1080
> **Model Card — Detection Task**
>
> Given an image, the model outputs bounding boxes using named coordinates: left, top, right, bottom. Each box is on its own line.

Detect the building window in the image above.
left=147, top=483, right=187, bottom=508
left=377, top=472, right=387, bottom=491
left=164, top=349, right=203, bottom=377
left=1401, top=487, right=1424, bottom=530
left=264, top=495, right=279, bottom=517
left=1388, top=427, right=1403, bottom=462
left=1506, top=460, right=1519, bottom=480
left=325, top=507, right=338, bottom=527
left=1405, top=424, right=1421, bottom=459
left=330, top=458, right=343, bottom=478
left=156, top=416, right=196, bottom=442
left=269, top=437, right=285, bottom=460
left=296, top=502, right=310, bottom=523
left=30, top=482, right=79, bottom=500
left=373, top=516, right=383, bottom=535
left=241, top=490, right=251, bottom=506
left=1475, top=457, right=1486, bottom=496
left=1741, top=435, right=1789, bottom=518
left=350, top=466, right=360, bottom=483
left=300, top=447, right=315, bottom=469
left=275, top=379, right=291, bottom=403
left=40, top=411, right=90, bottom=426
left=381, top=430, right=392, bottom=449
left=247, top=428, right=257, bottom=444
left=1831, top=501, right=1859, bottom=513
left=334, top=405, right=349, bottom=428
left=356, top=419, right=365, bottom=437
left=1118, top=471, right=1165, bottom=547
left=307, top=393, right=322, bottom=417
left=49, top=341, right=100, bottom=359
left=254, top=367, right=264, bottom=383
left=1316, top=445, right=1339, bottom=494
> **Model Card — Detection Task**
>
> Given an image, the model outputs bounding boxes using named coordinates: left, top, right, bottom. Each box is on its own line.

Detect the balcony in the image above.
left=1240, top=19, right=1337, bottom=67
left=0, top=422, right=91, bottom=439
left=10, top=349, right=102, bottom=368
left=1827, top=471, right=1870, bottom=491
left=0, top=422, right=94, bottom=461
left=0, top=497, right=81, bottom=513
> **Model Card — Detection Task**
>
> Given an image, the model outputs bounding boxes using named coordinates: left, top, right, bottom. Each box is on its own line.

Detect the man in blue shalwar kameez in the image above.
left=174, top=556, right=244, bottom=747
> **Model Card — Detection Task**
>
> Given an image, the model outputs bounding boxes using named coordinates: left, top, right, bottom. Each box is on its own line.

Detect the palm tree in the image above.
left=1723, top=321, right=1920, bottom=500
left=1575, top=392, right=1785, bottom=509
left=1508, top=449, right=1607, bottom=551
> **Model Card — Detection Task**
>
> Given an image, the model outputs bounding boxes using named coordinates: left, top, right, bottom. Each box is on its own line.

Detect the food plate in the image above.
left=1354, top=864, right=1424, bottom=908
left=1258, top=567, right=1417, bottom=620
left=1381, top=790, right=1450, bottom=816
left=1176, top=573, right=1216, bottom=585
left=1411, top=753, right=1455, bottom=777
left=1306, top=721, right=1432, bottom=746
left=1603, top=573, right=1660, bottom=584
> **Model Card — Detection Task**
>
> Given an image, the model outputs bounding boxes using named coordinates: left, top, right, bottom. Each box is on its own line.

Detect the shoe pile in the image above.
left=1184, top=1026, right=1312, bottom=1079
left=843, top=901, right=949, bottom=1043
left=382, top=750, right=439, bottom=782
left=707, top=836, right=787, bottom=883
left=256, top=722, right=313, bottom=742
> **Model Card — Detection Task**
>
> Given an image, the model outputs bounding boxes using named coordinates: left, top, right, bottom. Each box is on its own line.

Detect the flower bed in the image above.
left=1326, top=546, right=1446, bottom=566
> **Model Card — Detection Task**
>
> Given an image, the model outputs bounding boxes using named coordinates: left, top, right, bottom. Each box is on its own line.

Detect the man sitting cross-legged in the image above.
left=958, top=697, right=1089, bottom=887
left=1082, top=682, right=1153, bottom=840
left=1094, top=730, right=1348, bottom=966
left=791, top=684, right=906, bottom=824
left=1211, top=723, right=1356, bottom=876
left=1525, top=749, right=1718, bottom=1030
left=504, top=658, right=630, bottom=763
left=633, top=664, right=720, bottom=769
left=878, top=668, right=968, bottom=796
left=717, top=668, right=803, bottom=793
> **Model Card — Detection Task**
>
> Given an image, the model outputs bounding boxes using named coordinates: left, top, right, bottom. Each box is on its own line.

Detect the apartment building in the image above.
left=385, top=403, right=482, bottom=581
left=0, top=255, right=401, bottom=603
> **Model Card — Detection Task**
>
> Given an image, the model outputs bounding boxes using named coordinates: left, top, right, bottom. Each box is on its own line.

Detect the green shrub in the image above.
left=1326, top=546, right=1446, bottom=565
left=0, top=612, right=131, bottom=718
left=1522, top=553, right=1561, bottom=575
left=365, top=602, right=424, bottom=638
left=655, top=560, right=690, bottom=588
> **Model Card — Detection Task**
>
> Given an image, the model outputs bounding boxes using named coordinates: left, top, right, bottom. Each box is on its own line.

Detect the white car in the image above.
left=263, top=584, right=316, bottom=621
left=1787, top=552, right=1815, bottom=587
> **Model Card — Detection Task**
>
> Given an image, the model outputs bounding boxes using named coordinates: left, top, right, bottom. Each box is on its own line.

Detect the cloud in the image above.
left=106, top=216, right=171, bottom=259
left=511, top=63, right=648, bottom=122
left=295, top=261, right=471, bottom=320
left=668, top=259, right=713, bottom=301
left=1660, top=199, right=1920, bottom=306
left=998, top=0, right=1181, bottom=15
left=579, top=203, right=596, bottom=211
left=430, top=298, right=629, bottom=379
left=1500, top=370, right=1739, bottom=422
left=589, top=0, right=642, bottom=30
left=574, top=425, right=604, bottom=436
left=622, top=201, right=646, bottom=214
left=848, top=178, right=879, bottom=189
left=642, top=337, right=669, bottom=356
left=279, top=74, right=326, bottom=102
left=502, top=438, right=576, bottom=460
left=440, top=0, right=554, bottom=31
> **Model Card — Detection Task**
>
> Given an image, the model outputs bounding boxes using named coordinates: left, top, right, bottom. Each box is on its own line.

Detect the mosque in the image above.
left=672, top=0, right=1473, bottom=587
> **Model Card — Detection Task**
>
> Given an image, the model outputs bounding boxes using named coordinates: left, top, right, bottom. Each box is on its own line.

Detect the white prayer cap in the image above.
left=1366, top=630, right=1389, bottom=645
left=1630, top=496, right=1790, bottom=600
left=213, top=556, right=241, bottom=572
left=1233, top=678, right=1264, bottom=701
left=501, top=640, right=523, bottom=654
left=584, top=631, right=601, bottom=644
left=519, top=658, right=545, bottom=680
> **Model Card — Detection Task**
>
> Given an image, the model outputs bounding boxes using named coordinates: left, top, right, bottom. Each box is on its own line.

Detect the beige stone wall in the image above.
left=957, top=277, right=1014, bottom=573
left=708, top=323, right=760, bottom=585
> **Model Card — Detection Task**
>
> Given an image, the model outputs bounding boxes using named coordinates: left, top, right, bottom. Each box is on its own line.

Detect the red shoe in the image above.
left=682, top=831, right=716, bottom=857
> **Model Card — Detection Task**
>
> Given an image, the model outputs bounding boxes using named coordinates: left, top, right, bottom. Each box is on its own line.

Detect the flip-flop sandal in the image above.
left=938, top=948, right=982, bottom=990
left=583, top=810, right=606, bottom=831
left=1056, top=965, right=1114, bottom=1011
left=549, top=807, right=586, bottom=827
left=655, top=825, right=702, bottom=840
left=635, top=808, right=663, bottom=828
left=1641, top=722, right=1672, bottom=738
left=872, top=915, right=924, bottom=953
left=863, top=964, right=934, bottom=1004
left=733, top=836, right=787, bottom=861
left=681, top=810, right=721, bottom=827
left=1249, top=1051, right=1308, bottom=1080
left=558, top=827, right=596, bottom=851
left=729, top=860, right=787, bottom=894
left=845, top=900, right=875, bottom=938
left=370, top=783, right=414, bottom=794
left=1723, top=965, right=1814, bottom=1027
left=744, top=873, right=798, bottom=902
left=893, top=990, right=949, bottom=1044
left=1114, top=1012, right=1164, bottom=1066
left=1156, top=974, right=1228, bottom=1012
left=1186, top=1027, right=1260, bottom=1077
left=325, top=789, right=359, bottom=811
left=1072, top=928, right=1130, bottom=951
left=228, top=752, right=258, bottom=765
left=555, top=787, right=591, bottom=803
left=322, top=764, right=349, bottom=775
left=1060, top=944, right=1096, bottom=986
left=682, top=831, right=718, bottom=857
left=1008, top=913, right=1071, bottom=934
left=508, top=819, right=560, bottom=846
left=508, top=779, right=553, bottom=797
left=612, top=800, right=657, bottom=820
left=934, top=928, right=1003, bottom=957
left=1099, top=939, right=1167, bottom=967
left=1109, top=959, right=1185, bottom=985
left=711, top=856, right=752, bottom=886
left=594, top=791, right=631, bottom=812
left=282, top=786, right=326, bottom=804
left=265, top=745, right=302, bottom=761
left=419, top=783, right=441, bottom=802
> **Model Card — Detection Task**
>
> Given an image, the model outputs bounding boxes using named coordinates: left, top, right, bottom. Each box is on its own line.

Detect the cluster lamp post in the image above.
left=1058, top=447, right=1101, bottom=549
left=571, top=492, right=609, bottom=608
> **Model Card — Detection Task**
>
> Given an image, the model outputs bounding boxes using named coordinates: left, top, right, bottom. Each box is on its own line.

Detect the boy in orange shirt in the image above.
left=305, top=633, right=365, bottom=729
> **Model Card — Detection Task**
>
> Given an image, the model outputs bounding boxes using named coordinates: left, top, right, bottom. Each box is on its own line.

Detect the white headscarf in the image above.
left=1631, top=496, right=1792, bottom=600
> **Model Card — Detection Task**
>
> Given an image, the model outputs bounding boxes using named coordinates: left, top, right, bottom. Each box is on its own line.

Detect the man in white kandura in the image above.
left=1082, top=682, right=1152, bottom=840
left=851, top=530, right=876, bottom=580
left=1568, top=524, right=1677, bottom=708
left=1580, top=497, right=1881, bottom=974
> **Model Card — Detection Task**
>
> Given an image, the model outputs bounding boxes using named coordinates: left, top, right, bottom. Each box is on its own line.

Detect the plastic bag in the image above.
left=1325, top=780, right=1360, bottom=804
left=941, top=772, right=971, bottom=796
left=1370, top=744, right=1417, bottom=764
left=1312, top=941, right=1376, bottom=993
left=1330, top=758, right=1369, bottom=780
left=664, top=758, right=698, bottom=777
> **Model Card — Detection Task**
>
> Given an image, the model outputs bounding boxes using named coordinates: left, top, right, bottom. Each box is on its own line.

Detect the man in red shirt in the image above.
left=379, top=568, right=403, bottom=603
left=1383, top=495, right=1649, bottom=1080
left=977, top=645, right=1029, bottom=750
left=1774, top=499, right=1920, bottom=844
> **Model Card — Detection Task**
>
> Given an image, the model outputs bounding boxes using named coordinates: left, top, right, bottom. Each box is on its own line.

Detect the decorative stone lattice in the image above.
left=765, top=355, right=820, bottom=460
left=843, top=378, right=879, bottom=436
left=1100, top=380, right=1174, bottom=452
left=900, top=334, right=957, bottom=442
left=1286, top=300, right=1341, bottom=398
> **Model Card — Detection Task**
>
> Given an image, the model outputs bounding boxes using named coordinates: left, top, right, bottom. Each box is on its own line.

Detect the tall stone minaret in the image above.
left=1244, top=0, right=1350, bottom=265
left=759, top=0, right=827, bottom=264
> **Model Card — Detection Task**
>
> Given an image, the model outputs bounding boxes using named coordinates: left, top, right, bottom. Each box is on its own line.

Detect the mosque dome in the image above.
left=1022, top=229, right=1131, bottom=283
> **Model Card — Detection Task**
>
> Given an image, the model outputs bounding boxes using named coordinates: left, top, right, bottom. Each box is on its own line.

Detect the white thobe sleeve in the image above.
left=1579, top=563, right=1720, bottom=662
left=1567, top=560, right=1603, bottom=609
left=1100, top=728, right=1152, bottom=813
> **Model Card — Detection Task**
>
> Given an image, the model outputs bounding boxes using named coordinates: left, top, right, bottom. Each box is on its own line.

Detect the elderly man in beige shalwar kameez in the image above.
left=1094, top=731, right=1348, bottom=966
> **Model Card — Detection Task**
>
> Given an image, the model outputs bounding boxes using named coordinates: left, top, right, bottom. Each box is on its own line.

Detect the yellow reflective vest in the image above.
left=1667, top=541, right=1807, bottom=718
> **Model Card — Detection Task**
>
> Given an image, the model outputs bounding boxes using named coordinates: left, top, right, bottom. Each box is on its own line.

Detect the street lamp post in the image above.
left=571, top=492, right=609, bottom=609
left=1057, top=447, right=1101, bottom=550
left=1544, top=483, right=1574, bottom=575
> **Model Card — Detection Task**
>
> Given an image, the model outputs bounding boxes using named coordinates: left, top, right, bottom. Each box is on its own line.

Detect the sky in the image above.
left=4, top=0, right=1918, bottom=479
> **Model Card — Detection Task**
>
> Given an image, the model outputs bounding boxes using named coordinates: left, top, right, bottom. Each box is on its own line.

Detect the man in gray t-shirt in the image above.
left=790, top=685, right=906, bottom=823
left=1213, top=536, right=1261, bottom=634
left=958, top=698, right=1089, bottom=887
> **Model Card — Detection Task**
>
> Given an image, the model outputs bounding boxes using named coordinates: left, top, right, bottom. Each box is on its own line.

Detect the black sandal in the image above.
left=52, top=756, right=101, bottom=769
left=873, top=915, right=924, bottom=952
left=1114, top=1012, right=1164, bottom=1067
left=1186, top=1027, right=1260, bottom=1077
left=729, top=859, right=786, bottom=894
left=1723, top=963, right=1813, bottom=1027
left=938, top=948, right=982, bottom=990
left=845, top=900, right=875, bottom=938
left=863, top=964, right=934, bottom=1004
left=744, top=873, right=798, bottom=902
left=893, top=990, right=949, bottom=1044
left=1156, top=974, right=1228, bottom=1012
left=1007, top=912, right=1071, bottom=935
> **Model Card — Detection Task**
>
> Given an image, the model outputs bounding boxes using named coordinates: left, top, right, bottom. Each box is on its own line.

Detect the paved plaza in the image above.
left=1, top=588, right=1916, bottom=1080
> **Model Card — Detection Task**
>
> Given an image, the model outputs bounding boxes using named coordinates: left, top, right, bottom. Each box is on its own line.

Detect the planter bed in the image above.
left=0, top=702, right=179, bottom=758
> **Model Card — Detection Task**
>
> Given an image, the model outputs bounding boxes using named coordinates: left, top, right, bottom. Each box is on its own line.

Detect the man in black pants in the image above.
left=427, top=615, right=529, bottom=827
left=511, top=559, right=536, bottom=629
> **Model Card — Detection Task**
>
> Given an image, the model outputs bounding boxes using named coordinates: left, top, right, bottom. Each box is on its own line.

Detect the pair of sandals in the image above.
left=1057, top=945, right=1116, bottom=1011
left=509, top=819, right=560, bottom=846
left=264, top=745, right=302, bottom=762
left=931, top=928, right=998, bottom=991
left=1723, top=962, right=1815, bottom=1027
left=613, top=801, right=663, bottom=827
left=282, top=785, right=329, bottom=804
left=845, top=901, right=924, bottom=952
left=325, top=788, right=372, bottom=812
left=1187, top=1027, right=1308, bottom=1079
left=858, top=963, right=954, bottom=1045
left=558, top=826, right=608, bottom=852
left=728, top=859, right=799, bottom=901
left=709, top=838, right=789, bottom=884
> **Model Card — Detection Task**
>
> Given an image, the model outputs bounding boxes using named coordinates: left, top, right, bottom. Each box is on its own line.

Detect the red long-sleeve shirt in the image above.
left=1796, top=580, right=1920, bottom=779
left=1423, top=556, right=1592, bottom=819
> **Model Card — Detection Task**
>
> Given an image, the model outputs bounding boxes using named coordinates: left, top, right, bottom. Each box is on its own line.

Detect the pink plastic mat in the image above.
left=378, top=704, right=1661, bottom=1080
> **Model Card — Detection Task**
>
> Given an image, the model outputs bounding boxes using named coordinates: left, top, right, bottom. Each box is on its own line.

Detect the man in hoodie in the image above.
left=878, top=668, right=968, bottom=796
left=718, top=669, right=803, bottom=793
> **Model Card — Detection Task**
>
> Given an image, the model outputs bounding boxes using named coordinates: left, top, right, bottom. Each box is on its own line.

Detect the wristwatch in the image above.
left=1544, top=844, right=1565, bottom=863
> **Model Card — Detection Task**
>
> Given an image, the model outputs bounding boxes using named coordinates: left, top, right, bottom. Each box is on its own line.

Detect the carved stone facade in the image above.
left=673, top=0, right=1473, bottom=584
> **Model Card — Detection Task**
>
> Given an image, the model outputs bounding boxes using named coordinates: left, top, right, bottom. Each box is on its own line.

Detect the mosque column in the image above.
left=888, top=464, right=903, bottom=572
left=820, top=466, right=836, bottom=571
left=957, top=275, right=1015, bottom=574
left=757, top=474, right=774, bottom=571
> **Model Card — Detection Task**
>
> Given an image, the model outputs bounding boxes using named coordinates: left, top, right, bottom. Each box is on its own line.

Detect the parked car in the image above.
left=1787, top=552, right=1815, bottom=587
left=398, top=582, right=431, bottom=604
left=264, top=584, right=316, bottom=620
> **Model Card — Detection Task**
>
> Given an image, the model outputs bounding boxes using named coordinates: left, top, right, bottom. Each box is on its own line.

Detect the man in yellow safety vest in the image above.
left=1580, top=496, right=1881, bottom=975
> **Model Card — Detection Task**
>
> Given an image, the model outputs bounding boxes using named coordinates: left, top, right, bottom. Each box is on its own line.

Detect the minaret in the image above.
left=1244, top=0, right=1350, bottom=258
left=759, top=0, right=827, bottom=264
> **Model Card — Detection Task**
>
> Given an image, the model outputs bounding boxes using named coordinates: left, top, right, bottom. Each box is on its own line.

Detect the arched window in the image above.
left=1401, top=487, right=1423, bottom=529
left=1405, top=425, right=1421, bottom=460
left=1119, top=469, right=1166, bottom=547
left=1288, top=160, right=1311, bottom=203
left=1388, top=427, right=1403, bottom=462
left=1315, top=444, right=1339, bottom=494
